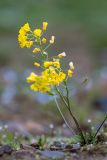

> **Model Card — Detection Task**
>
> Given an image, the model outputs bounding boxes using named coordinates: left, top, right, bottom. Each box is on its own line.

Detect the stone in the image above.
left=40, top=150, right=65, bottom=159
left=3, top=145, right=13, bottom=154
left=12, top=150, right=35, bottom=160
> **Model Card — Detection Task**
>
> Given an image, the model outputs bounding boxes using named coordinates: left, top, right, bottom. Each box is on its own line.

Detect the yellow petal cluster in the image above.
left=26, top=72, right=37, bottom=83
left=27, top=72, right=50, bottom=93
left=18, top=23, right=33, bottom=48
left=53, top=60, right=60, bottom=68
left=18, top=21, right=55, bottom=52
left=42, top=68, right=66, bottom=85
left=44, top=60, right=60, bottom=68
left=27, top=67, right=66, bottom=93
left=44, top=61, right=53, bottom=68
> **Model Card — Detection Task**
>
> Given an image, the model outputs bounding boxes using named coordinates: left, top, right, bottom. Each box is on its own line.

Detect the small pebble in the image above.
left=65, top=144, right=73, bottom=151
left=40, top=150, right=65, bottom=159
left=53, top=141, right=63, bottom=147
left=72, top=143, right=81, bottom=150
left=3, top=145, right=13, bottom=154
left=30, top=143, right=40, bottom=149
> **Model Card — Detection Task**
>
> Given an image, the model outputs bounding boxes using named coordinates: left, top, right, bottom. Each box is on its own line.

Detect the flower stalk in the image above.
left=55, top=86, right=87, bottom=144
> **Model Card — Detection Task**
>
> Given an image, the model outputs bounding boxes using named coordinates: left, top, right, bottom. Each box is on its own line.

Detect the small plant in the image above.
left=0, top=125, right=21, bottom=149
left=18, top=21, right=107, bottom=145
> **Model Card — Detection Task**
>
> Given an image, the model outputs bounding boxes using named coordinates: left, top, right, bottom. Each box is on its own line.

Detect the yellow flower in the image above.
left=30, top=83, right=51, bottom=93
left=59, top=72, right=66, bottom=82
left=58, top=52, right=66, bottom=58
left=26, top=41, right=33, bottom=48
left=68, top=69, right=73, bottom=77
left=53, top=61, right=60, bottom=68
left=42, top=68, right=66, bottom=86
left=33, top=48, right=41, bottom=53
left=42, top=22, right=48, bottom=30
left=50, top=36, right=55, bottom=44
left=42, top=38, right=47, bottom=44
left=27, top=66, right=66, bottom=93
left=27, top=72, right=37, bottom=83
left=18, top=23, right=33, bottom=48
left=19, top=23, right=31, bottom=33
left=44, top=61, right=53, bottom=68
left=34, top=62, right=40, bottom=67
left=34, top=29, right=42, bottom=37
left=44, top=60, right=60, bottom=69
left=18, top=34, right=26, bottom=48
left=29, top=75, right=51, bottom=93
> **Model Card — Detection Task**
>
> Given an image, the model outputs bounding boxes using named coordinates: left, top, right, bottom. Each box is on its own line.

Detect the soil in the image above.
left=0, top=143, right=107, bottom=160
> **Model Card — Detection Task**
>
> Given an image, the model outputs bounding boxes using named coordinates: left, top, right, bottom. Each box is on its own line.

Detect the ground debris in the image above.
left=12, top=150, right=35, bottom=160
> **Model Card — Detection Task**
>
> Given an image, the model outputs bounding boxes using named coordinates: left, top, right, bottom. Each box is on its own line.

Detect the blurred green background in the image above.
left=0, top=0, right=107, bottom=135
left=0, top=0, right=107, bottom=69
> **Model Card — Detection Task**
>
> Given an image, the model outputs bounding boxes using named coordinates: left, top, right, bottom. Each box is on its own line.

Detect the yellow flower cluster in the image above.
left=27, top=72, right=51, bottom=93
left=18, top=21, right=50, bottom=50
left=18, top=21, right=74, bottom=94
left=27, top=67, right=66, bottom=93
left=18, top=23, right=33, bottom=48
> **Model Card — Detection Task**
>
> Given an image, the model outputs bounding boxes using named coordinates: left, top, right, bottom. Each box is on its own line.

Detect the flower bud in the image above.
left=34, top=62, right=40, bottom=67
left=69, top=61, right=74, bottom=70
left=58, top=52, right=66, bottom=58
left=43, top=22, right=48, bottom=30
left=50, top=36, right=55, bottom=44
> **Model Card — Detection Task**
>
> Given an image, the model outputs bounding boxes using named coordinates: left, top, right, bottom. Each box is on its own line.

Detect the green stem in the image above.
left=64, top=81, right=87, bottom=144
left=54, top=95, right=75, bottom=135
left=44, top=43, right=51, bottom=51
left=37, top=38, right=46, bottom=60
left=56, top=85, right=87, bottom=144
left=92, top=114, right=107, bottom=143
left=68, top=107, right=87, bottom=144
left=64, top=81, right=70, bottom=107
left=55, top=87, right=68, bottom=108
